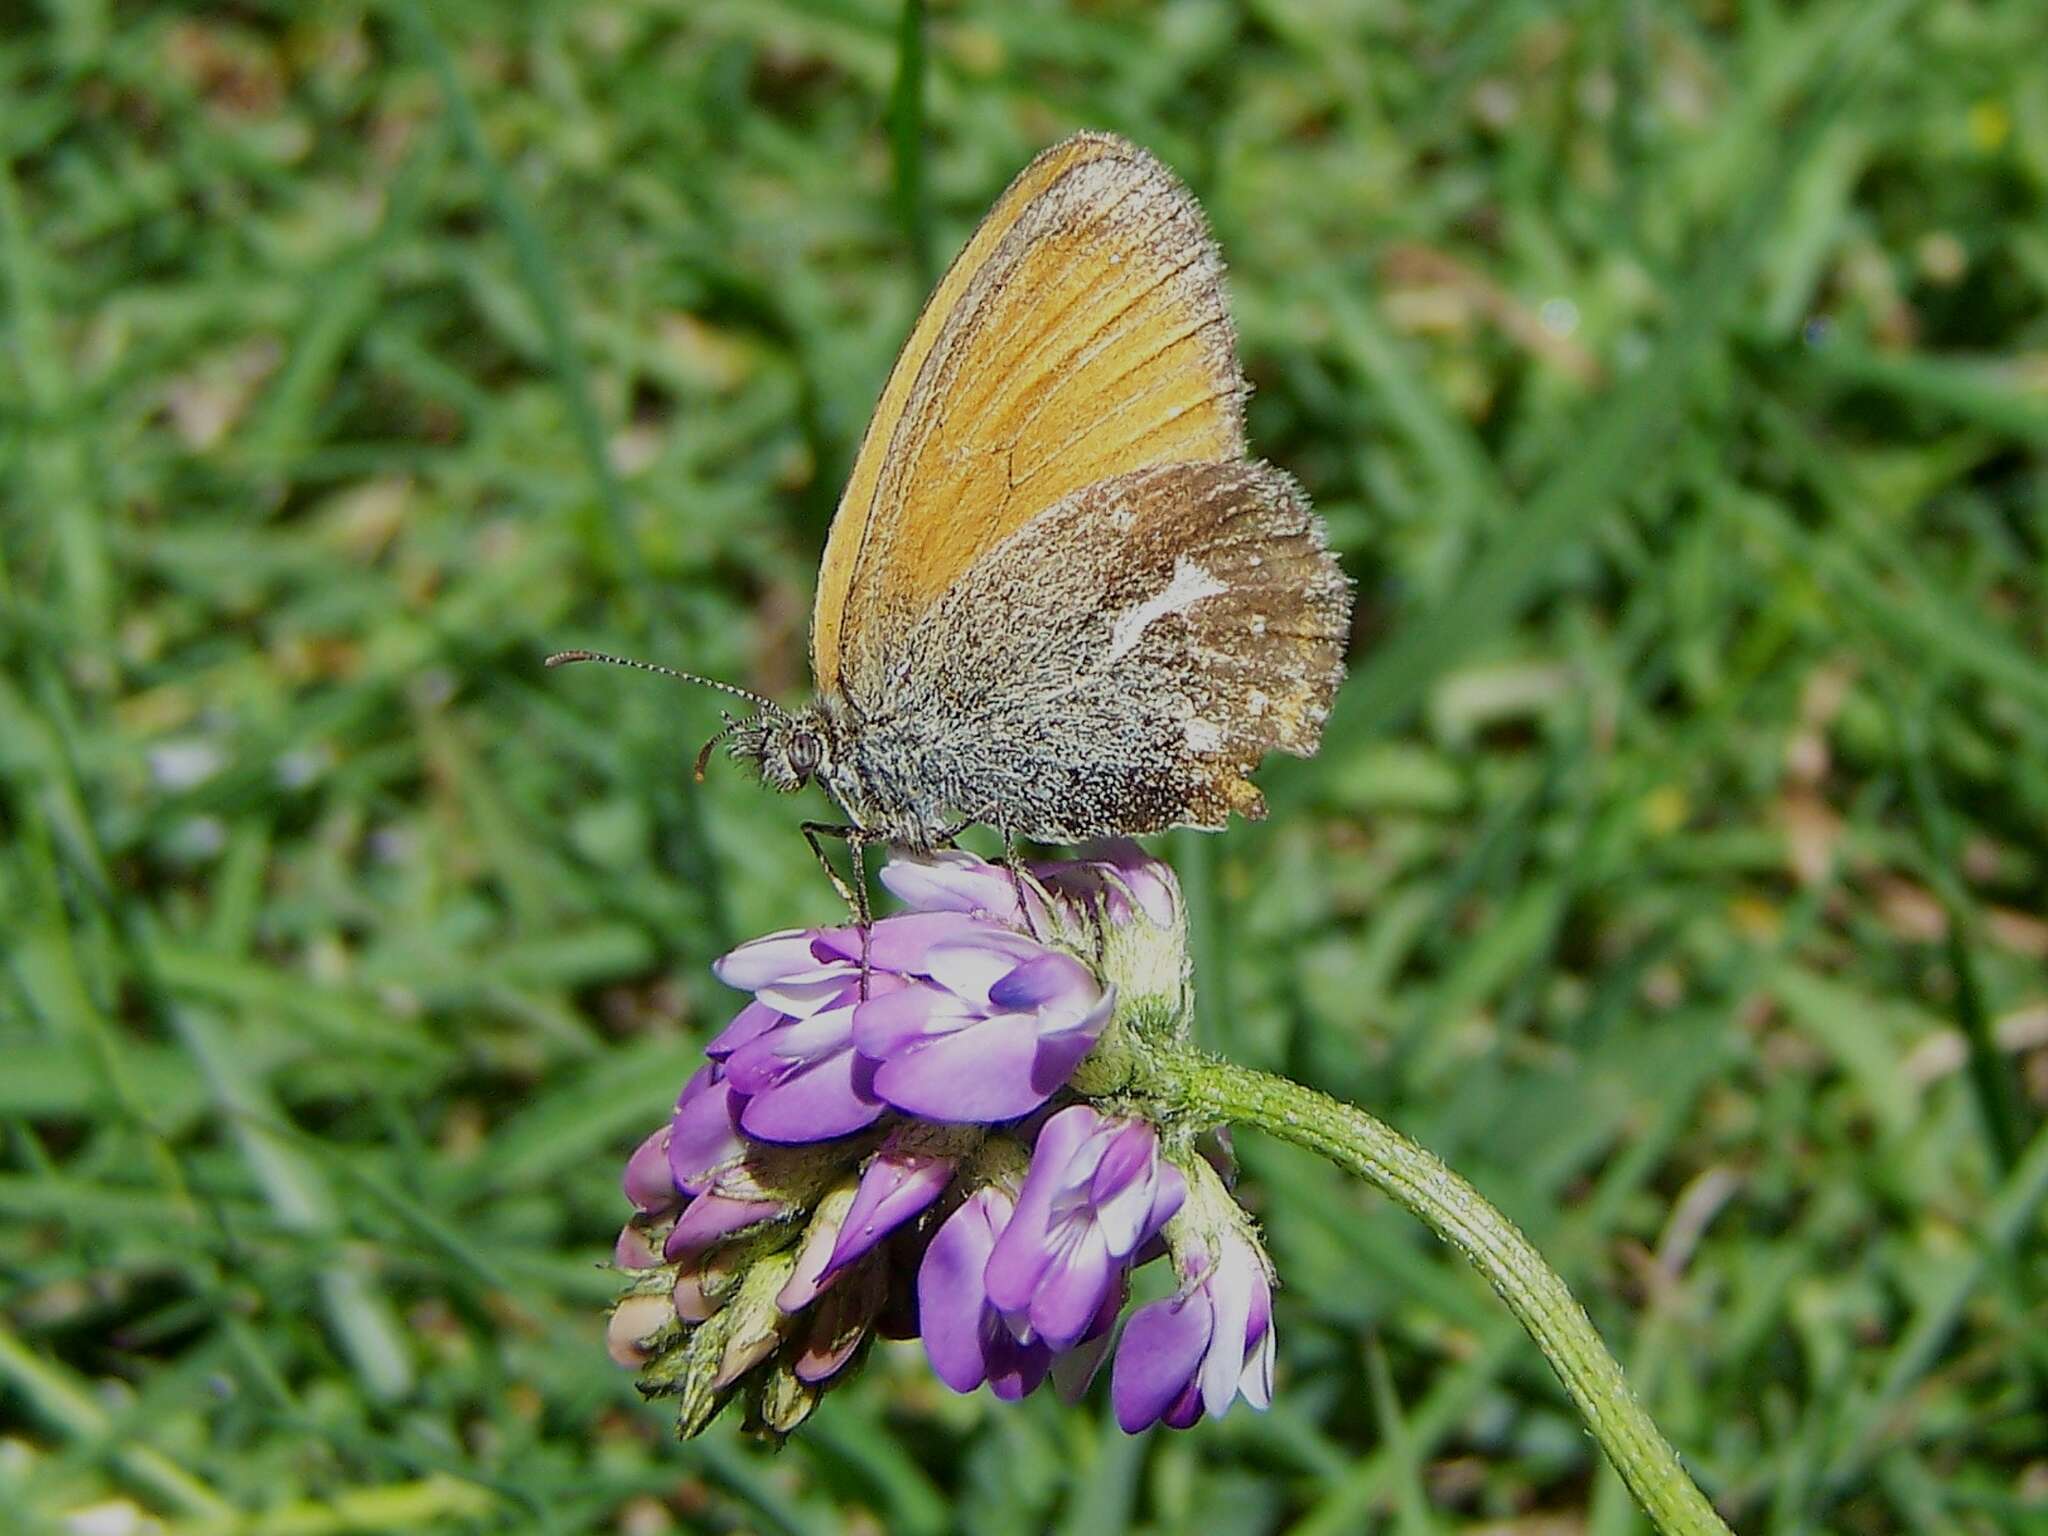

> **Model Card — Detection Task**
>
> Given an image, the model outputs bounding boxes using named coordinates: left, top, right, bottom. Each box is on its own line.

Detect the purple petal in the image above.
left=724, top=1003, right=857, bottom=1090
left=1096, top=841, right=1180, bottom=928
left=1025, top=1229, right=1115, bottom=1351
left=984, top=1106, right=1105, bottom=1313
left=1236, top=1286, right=1269, bottom=1409
left=1161, top=1380, right=1205, bottom=1429
left=852, top=981, right=974, bottom=1059
left=664, top=1194, right=782, bottom=1259
left=811, top=911, right=985, bottom=971
left=1088, top=1121, right=1156, bottom=1206
left=1246, top=1264, right=1272, bottom=1347
left=722, top=1040, right=788, bottom=1097
left=1037, top=842, right=1180, bottom=930
left=622, top=1126, right=676, bottom=1212
left=1032, top=1104, right=1109, bottom=1177
left=919, top=930, right=1050, bottom=1005
left=795, top=1282, right=873, bottom=1383
left=982, top=1319, right=1053, bottom=1401
left=825, top=1148, right=957, bottom=1276
left=872, top=1012, right=1055, bottom=1122
left=1145, top=1165, right=1187, bottom=1245
left=1083, top=1124, right=1166, bottom=1256
left=713, top=929, right=838, bottom=990
left=988, top=951, right=1096, bottom=1013
left=879, top=852, right=1027, bottom=923
left=1112, top=1288, right=1214, bottom=1432
left=754, top=975, right=859, bottom=1019
left=796, top=1329, right=864, bottom=1384
left=1198, top=1247, right=1257, bottom=1417
left=1034, top=977, right=1117, bottom=1043
left=776, top=1207, right=845, bottom=1314
left=1019, top=1011, right=1105, bottom=1105
left=607, top=1294, right=674, bottom=1368
left=765, top=1003, right=865, bottom=1061
left=1050, top=1280, right=1127, bottom=1402
left=919, top=1191, right=1008, bottom=1393
left=705, top=1000, right=782, bottom=1059
left=737, top=1048, right=883, bottom=1143
left=672, top=1267, right=718, bottom=1322
left=667, top=1075, right=747, bottom=1194
left=1093, top=1142, right=1183, bottom=1261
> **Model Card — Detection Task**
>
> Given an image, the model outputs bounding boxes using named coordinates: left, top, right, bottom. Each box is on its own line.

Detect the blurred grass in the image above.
left=4, top=2, right=2047, bottom=1533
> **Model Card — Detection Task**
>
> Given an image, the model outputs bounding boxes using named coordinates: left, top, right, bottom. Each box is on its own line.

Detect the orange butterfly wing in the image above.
left=811, top=133, right=1249, bottom=702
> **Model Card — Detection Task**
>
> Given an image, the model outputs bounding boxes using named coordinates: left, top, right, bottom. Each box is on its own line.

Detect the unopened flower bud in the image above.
left=776, top=1180, right=858, bottom=1313
left=622, top=1126, right=679, bottom=1214
left=751, top=1362, right=821, bottom=1438
left=607, top=1291, right=678, bottom=1369
left=613, top=1218, right=669, bottom=1270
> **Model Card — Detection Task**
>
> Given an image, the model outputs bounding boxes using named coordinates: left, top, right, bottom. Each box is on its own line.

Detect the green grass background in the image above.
left=5, top=2, right=2047, bottom=1531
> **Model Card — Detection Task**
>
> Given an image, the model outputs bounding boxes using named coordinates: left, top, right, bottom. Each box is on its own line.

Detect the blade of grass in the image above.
left=1889, top=683, right=2026, bottom=1170
left=167, top=1001, right=417, bottom=1402
left=889, top=0, right=934, bottom=287
left=1366, top=1334, right=1441, bottom=1536
left=803, top=1406, right=951, bottom=1536
left=1790, top=337, right=2048, bottom=447
left=16, top=665, right=417, bottom=1403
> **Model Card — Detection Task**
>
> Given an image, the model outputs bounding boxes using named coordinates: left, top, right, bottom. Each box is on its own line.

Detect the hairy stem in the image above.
left=1160, top=1053, right=1731, bottom=1536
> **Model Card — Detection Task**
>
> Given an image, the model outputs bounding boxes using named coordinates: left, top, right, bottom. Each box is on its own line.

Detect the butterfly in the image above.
left=552, top=133, right=1352, bottom=921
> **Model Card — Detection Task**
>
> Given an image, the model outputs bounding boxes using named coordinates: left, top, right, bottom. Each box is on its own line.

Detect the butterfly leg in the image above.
left=996, top=822, right=1044, bottom=938
left=801, top=820, right=874, bottom=994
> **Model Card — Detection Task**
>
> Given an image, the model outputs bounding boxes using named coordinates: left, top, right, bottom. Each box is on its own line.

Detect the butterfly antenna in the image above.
left=544, top=649, right=781, bottom=714
left=694, top=716, right=743, bottom=783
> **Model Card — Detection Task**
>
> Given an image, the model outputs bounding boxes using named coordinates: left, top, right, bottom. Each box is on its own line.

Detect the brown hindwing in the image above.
left=851, top=461, right=1351, bottom=843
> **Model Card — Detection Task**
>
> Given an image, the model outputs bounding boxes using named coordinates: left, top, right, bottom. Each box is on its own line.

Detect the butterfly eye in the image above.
left=787, top=731, right=824, bottom=776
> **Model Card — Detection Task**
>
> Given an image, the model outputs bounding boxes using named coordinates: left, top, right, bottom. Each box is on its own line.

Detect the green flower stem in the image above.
left=1159, top=1051, right=1732, bottom=1536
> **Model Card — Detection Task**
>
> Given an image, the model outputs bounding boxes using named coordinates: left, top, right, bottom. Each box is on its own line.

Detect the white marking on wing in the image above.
left=1106, top=557, right=1226, bottom=663
left=1186, top=718, right=1222, bottom=752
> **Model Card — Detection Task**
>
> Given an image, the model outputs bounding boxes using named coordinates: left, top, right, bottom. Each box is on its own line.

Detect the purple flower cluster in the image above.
left=608, top=847, right=1277, bottom=1439
left=918, top=1104, right=1183, bottom=1401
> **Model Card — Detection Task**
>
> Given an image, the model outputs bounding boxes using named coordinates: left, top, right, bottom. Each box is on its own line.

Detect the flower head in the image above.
left=607, top=848, right=1277, bottom=1442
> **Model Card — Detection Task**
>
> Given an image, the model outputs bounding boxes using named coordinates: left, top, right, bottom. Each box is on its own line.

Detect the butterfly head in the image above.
left=725, top=706, right=836, bottom=795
